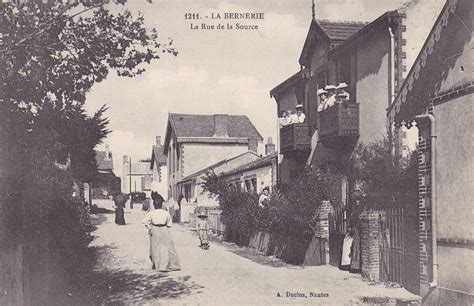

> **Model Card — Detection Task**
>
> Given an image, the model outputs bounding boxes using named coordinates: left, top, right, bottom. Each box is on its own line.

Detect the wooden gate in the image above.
left=379, top=207, right=404, bottom=284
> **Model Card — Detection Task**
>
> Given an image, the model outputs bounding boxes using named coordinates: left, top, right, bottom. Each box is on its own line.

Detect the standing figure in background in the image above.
left=295, top=104, right=306, bottom=123
left=278, top=110, right=289, bottom=128
left=317, top=88, right=328, bottom=112
left=113, top=193, right=127, bottom=225
left=197, top=209, right=210, bottom=250
left=258, top=187, right=270, bottom=208
left=340, top=228, right=354, bottom=270
left=324, top=85, right=337, bottom=109
left=143, top=191, right=181, bottom=272
left=336, top=82, right=350, bottom=103
left=287, top=110, right=297, bottom=125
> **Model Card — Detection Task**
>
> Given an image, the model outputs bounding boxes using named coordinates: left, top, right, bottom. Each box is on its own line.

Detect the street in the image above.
left=79, top=200, right=420, bottom=305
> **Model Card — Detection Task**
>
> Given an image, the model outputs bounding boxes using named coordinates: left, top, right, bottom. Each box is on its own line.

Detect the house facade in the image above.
left=122, top=156, right=153, bottom=198
left=388, top=0, right=473, bottom=302
left=149, top=136, right=168, bottom=199
left=220, top=149, right=278, bottom=195
left=163, top=113, right=263, bottom=201
left=271, top=0, right=445, bottom=185
left=270, top=0, right=446, bottom=294
left=93, top=145, right=120, bottom=199
left=177, top=150, right=261, bottom=206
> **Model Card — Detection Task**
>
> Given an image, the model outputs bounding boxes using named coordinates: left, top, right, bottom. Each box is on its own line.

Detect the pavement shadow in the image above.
left=64, top=245, right=204, bottom=305
left=226, top=246, right=292, bottom=268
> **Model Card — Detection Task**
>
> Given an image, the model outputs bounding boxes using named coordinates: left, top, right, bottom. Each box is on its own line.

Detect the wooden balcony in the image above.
left=318, top=102, right=359, bottom=149
left=280, top=123, right=311, bottom=155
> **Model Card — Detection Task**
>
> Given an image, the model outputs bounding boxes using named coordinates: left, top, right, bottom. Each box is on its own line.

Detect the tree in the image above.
left=1, top=0, right=177, bottom=180
left=0, top=1, right=177, bottom=302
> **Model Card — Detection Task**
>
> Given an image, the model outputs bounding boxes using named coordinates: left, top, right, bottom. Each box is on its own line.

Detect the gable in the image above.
left=388, top=0, right=473, bottom=124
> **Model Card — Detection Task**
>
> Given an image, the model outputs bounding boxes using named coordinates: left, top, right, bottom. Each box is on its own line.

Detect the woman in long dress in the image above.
left=340, top=228, right=354, bottom=270
left=142, top=192, right=181, bottom=272
left=114, top=193, right=127, bottom=225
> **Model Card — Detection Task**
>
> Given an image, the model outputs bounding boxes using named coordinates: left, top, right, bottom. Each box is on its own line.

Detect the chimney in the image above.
left=123, top=155, right=128, bottom=164
left=213, top=114, right=229, bottom=137
left=248, top=138, right=258, bottom=153
left=156, top=136, right=162, bottom=146
left=265, top=137, right=275, bottom=155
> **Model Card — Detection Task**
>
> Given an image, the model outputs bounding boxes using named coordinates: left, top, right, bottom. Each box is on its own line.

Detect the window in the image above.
left=244, top=180, right=252, bottom=193
left=176, top=144, right=180, bottom=172
left=251, top=178, right=257, bottom=193
left=172, top=143, right=176, bottom=173
left=184, top=184, right=192, bottom=202
left=236, top=181, right=242, bottom=192
left=168, top=148, right=171, bottom=174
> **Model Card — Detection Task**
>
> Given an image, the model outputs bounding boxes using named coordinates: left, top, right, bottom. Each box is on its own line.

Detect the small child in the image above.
left=197, top=212, right=210, bottom=250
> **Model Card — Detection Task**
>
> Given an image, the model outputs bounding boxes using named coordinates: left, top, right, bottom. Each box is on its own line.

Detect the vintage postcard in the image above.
left=0, top=0, right=472, bottom=305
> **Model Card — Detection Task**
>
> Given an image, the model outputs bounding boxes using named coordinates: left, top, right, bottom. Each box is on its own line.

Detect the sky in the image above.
left=85, top=0, right=407, bottom=175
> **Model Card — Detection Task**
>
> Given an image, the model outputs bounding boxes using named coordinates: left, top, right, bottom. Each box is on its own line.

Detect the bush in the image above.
left=202, top=165, right=339, bottom=245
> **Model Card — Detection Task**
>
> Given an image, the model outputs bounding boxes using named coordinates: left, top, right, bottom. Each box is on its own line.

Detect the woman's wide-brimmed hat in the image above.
left=324, top=85, right=337, bottom=90
left=317, top=88, right=328, bottom=95
left=337, top=82, right=348, bottom=89
left=295, top=104, right=304, bottom=109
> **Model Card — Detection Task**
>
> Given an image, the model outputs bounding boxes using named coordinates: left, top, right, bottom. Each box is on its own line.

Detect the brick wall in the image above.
left=360, top=209, right=384, bottom=282
left=315, top=200, right=334, bottom=240
left=315, top=200, right=334, bottom=264
left=416, top=120, right=432, bottom=294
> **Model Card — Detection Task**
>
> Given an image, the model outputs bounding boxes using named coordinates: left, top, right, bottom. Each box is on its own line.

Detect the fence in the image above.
left=190, top=207, right=226, bottom=235
left=207, top=207, right=226, bottom=235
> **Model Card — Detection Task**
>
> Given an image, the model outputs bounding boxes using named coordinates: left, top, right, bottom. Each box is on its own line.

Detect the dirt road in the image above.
left=79, top=200, right=419, bottom=305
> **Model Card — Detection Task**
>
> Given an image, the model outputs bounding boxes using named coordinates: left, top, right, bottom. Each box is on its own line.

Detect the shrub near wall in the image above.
left=202, top=167, right=338, bottom=265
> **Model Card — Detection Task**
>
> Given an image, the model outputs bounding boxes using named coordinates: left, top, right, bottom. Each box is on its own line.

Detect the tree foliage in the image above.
left=0, top=1, right=176, bottom=302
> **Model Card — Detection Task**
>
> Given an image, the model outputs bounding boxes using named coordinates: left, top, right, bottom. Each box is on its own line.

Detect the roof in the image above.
left=164, top=113, right=263, bottom=149
left=178, top=151, right=260, bottom=183
left=150, top=145, right=166, bottom=169
left=299, top=19, right=368, bottom=66
left=95, top=151, right=113, bottom=171
left=329, top=11, right=397, bottom=58
left=220, top=152, right=278, bottom=178
left=318, top=20, right=368, bottom=41
left=387, top=0, right=472, bottom=124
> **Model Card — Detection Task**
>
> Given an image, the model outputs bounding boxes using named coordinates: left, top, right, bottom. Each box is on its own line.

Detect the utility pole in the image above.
left=129, top=156, right=133, bottom=209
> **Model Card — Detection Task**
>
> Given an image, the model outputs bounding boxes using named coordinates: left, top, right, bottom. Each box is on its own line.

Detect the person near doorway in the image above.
left=340, top=227, right=354, bottom=270
left=142, top=191, right=181, bottom=272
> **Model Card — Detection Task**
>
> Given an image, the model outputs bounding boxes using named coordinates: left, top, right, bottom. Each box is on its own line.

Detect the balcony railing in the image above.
left=280, top=123, right=311, bottom=154
left=319, top=102, right=359, bottom=148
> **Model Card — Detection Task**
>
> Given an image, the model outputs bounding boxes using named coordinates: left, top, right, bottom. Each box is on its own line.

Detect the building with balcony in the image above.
left=163, top=113, right=263, bottom=201
left=271, top=0, right=445, bottom=184
left=270, top=0, right=446, bottom=294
